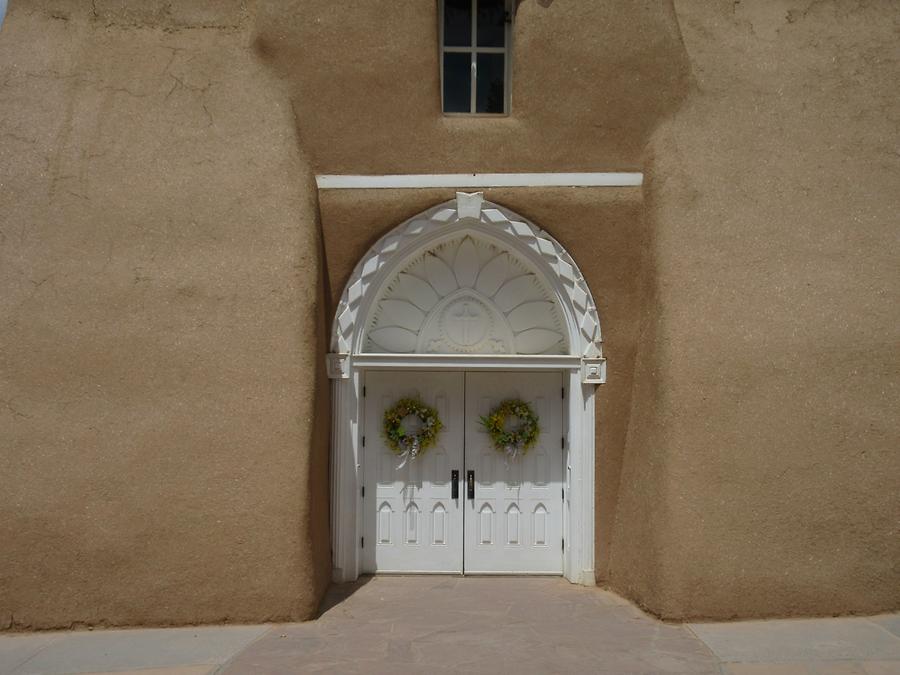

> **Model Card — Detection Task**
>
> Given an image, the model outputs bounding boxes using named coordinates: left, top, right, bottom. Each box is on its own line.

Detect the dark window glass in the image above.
left=444, top=53, right=472, bottom=113
left=476, top=53, right=505, bottom=113
left=477, top=0, right=506, bottom=48
left=444, top=0, right=472, bottom=47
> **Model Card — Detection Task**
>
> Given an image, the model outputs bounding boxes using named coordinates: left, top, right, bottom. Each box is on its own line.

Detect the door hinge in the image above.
left=362, top=386, right=366, bottom=397
left=361, top=537, right=365, bottom=548
left=561, top=436, right=565, bottom=449
left=561, top=487, right=565, bottom=501
left=562, top=538, right=565, bottom=551
left=361, top=486, right=365, bottom=498
left=562, top=387, right=565, bottom=400
left=362, top=436, right=366, bottom=447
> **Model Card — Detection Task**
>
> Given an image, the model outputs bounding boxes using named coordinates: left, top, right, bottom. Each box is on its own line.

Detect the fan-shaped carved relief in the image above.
left=364, top=236, right=567, bottom=355
left=330, top=195, right=603, bottom=359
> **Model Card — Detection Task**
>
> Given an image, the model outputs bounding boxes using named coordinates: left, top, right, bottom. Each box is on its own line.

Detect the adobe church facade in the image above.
left=1, top=1, right=897, bottom=630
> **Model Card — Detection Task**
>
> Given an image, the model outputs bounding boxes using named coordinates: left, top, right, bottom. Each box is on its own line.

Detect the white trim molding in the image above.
left=353, top=354, right=582, bottom=371
left=316, top=172, right=643, bottom=190
left=328, top=193, right=603, bottom=587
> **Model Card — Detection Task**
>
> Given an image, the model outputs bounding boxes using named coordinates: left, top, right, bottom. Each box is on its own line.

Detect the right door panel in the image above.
left=463, top=372, right=564, bottom=574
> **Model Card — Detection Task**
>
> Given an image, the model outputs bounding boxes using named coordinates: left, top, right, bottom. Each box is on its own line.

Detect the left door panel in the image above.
left=362, top=371, right=465, bottom=573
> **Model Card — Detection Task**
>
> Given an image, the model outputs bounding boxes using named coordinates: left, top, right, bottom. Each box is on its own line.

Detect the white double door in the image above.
left=362, top=371, right=564, bottom=575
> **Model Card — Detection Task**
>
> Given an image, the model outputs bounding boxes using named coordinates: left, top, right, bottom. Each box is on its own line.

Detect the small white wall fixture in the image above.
left=328, top=193, right=605, bottom=586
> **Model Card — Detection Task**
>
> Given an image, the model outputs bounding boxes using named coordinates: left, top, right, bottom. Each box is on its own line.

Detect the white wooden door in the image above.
left=463, top=372, right=564, bottom=574
left=362, top=370, right=564, bottom=575
left=362, top=371, right=465, bottom=573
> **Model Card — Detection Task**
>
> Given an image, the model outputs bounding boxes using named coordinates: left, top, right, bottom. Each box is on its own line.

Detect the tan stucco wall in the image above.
left=0, top=1, right=330, bottom=629
left=609, top=1, right=900, bottom=620
left=253, top=0, right=690, bottom=173
left=2, top=0, right=898, bottom=630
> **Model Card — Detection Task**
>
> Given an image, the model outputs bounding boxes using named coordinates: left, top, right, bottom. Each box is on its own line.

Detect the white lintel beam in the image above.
left=315, top=172, right=643, bottom=190
left=350, top=353, right=583, bottom=371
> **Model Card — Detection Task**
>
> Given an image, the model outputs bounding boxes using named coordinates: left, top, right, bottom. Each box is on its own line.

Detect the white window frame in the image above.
left=439, top=0, right=513, bottom=116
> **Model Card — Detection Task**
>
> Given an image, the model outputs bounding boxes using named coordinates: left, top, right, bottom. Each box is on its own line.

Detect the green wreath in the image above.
left=383, top=397, right=443, bottom=465
left=479, top=399, right=540, bottom=461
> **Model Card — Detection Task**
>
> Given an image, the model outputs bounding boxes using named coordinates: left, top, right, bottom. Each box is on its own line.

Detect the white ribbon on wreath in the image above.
left=396, top=436, right=421, bottom=469
left=503, top=441, right=525, bottom=467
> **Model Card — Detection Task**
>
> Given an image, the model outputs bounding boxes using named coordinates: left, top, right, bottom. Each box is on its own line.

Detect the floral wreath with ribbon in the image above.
left=479, top=399, right=540, bottom=462
left=383, top=397, right=444, bottom=468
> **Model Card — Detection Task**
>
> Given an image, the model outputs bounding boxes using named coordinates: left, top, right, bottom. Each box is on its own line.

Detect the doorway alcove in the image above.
left=327, top=193, right=605, bottom=584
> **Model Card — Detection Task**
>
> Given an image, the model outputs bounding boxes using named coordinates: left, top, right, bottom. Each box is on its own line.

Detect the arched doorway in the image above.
left=328, top=193, right=605, bottom=584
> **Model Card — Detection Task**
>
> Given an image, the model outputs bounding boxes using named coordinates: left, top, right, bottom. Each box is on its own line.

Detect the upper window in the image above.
left=440, top=0, right=511, bottom=115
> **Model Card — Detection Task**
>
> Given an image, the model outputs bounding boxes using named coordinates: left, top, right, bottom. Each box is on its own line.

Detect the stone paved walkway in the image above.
left=1, top=577, right=898, bottom=674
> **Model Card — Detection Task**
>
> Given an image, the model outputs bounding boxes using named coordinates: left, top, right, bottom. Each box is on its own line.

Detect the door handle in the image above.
left=467, top=470, right=475, bottom=500
left=451, top=470, right=459, bottom=499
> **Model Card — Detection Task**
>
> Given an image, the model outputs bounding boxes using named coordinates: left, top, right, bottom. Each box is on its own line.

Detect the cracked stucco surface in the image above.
left=609, top=0, right=900, bottom=620
left=0, top=1, right=330, bottom=630
left=0, top=0, right=897, bottom=630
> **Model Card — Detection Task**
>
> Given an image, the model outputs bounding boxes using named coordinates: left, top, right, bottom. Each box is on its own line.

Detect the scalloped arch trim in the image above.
left=331, top=194, right=603, bottom=358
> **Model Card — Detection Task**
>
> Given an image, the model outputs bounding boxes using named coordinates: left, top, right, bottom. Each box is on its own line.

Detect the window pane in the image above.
left=444, top=53, right=472, bottom=113
left=476, top=53, right=505, bottom=113
left=444, top=0, right=472, bottom=47
left=477, top=0, right=506, bottom=48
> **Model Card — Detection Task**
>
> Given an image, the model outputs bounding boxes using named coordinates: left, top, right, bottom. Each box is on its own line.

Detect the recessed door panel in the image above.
left=362, top=371, right=464, bottom=573
left=432, top=502, right=448, bottom=545
left=463, top=371, right=564, bottom=574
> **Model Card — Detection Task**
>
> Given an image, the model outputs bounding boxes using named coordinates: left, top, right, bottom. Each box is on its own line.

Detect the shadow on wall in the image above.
left=308, top=181, right=335, bottom=614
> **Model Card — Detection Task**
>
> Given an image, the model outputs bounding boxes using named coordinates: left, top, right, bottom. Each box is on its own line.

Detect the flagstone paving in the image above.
left=1, top=577, right=898, bottom=674
left=222, top=576, right=721, bottom=675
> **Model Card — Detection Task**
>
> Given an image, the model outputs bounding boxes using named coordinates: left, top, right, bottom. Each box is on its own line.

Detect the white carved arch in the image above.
left=330, top=194, right=603, bottom=369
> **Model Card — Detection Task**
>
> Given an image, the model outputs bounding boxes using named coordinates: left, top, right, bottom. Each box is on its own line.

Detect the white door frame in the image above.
left=327, top=194, right=605, bottom=586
